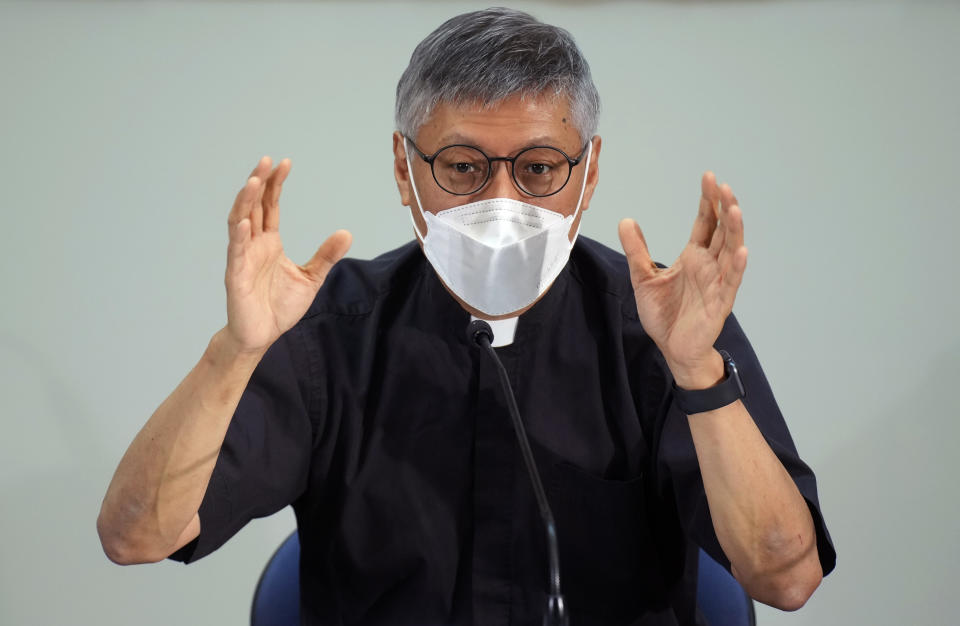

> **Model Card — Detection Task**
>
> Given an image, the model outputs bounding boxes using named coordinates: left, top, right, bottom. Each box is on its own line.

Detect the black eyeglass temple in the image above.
left=403, top=137, right=432, bottom=163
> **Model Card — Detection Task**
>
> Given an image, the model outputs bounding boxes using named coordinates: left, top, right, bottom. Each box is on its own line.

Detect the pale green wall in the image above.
left=1, top=1, right=957, bottom=624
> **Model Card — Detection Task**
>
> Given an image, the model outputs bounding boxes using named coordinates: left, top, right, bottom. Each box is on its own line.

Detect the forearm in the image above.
left=97, top=328, right=264, bottom=564
left=687, top=399, right=822, bottom=609
left=671, top=355, right=821, bottom=610
left=621, top=173, right=822, bottom=607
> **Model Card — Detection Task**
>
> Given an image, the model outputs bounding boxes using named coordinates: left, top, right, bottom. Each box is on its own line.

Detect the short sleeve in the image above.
left=653, top=313, right=837, bottom=577
left=168, top=326, right=315, bottom=563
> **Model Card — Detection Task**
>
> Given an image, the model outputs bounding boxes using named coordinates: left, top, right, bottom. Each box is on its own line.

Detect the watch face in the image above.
left=722, top=353, right=745, bottom=398
left=727, top=359, right=747, bottom=398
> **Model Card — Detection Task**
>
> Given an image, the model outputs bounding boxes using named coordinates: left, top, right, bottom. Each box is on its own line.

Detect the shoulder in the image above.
left=568, top=236, right=639, bottom=320
left=302, top=240, right=424, bottom=319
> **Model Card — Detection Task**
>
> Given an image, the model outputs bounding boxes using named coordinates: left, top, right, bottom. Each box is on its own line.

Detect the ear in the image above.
left=578, top=135, right=602, bottom=212
left=393, top=131, right=414, bottom=207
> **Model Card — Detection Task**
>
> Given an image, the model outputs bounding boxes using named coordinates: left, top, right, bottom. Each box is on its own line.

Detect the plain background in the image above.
left=1, top=0, right=957, bottom=624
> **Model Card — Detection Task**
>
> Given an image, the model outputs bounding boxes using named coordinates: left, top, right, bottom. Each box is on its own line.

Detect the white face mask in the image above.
left=406, top=139, right=592, bottom=317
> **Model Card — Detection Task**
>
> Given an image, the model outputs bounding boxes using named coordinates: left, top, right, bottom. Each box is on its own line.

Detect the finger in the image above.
left=715, top=185, right=746, bottom=309
left=228, top=156, right=271, bottom=228
left=302, top=229, right=353, bottom=283
left=226, top=217, right=252, bottom=282
left=708, top=207, right=727, bottom=258
left=719, top=203, right=745, bottom=271
left=719, top=184, right=744, bottom=252
left=262, top=158, right=291, bottom=232
left=250, top=157, right=272, bottom=237
left=689, top=171, right=720, bottom=247
left=708, top=183, right=735, bottom=256
left=248, top=155, right=272, bottom=180
left=720, top=246, right=748, bottom=310
left=227, top=216, right=251, bottom=255
left=618, top=218, right=656, bottom=288
left=712, top=183, right=743, bottom=264
left=228, top=176, right=261, bottom=229
left=716, top=209, right=740, bottom=279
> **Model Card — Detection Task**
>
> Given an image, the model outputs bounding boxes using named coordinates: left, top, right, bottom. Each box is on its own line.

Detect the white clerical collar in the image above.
left=470, top=315, right=518, bottom=348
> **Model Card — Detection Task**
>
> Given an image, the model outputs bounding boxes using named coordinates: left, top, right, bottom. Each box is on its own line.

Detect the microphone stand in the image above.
left=468, top=320, right=569, bottom=626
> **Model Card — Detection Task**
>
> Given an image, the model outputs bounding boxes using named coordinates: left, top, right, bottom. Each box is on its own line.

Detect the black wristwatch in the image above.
left=671, top=350, right=745, bottom=415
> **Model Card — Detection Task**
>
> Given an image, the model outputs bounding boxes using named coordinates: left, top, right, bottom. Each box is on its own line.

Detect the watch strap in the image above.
left=671, top=350, right=745, bottom=415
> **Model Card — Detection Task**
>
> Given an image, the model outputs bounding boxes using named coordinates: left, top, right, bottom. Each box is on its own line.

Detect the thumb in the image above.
left=303, top=229, right=353, bottom=283
left=618, top=218, right=656, bottom=288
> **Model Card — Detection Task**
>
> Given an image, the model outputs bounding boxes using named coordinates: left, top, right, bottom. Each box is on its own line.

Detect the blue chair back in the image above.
left=251, top=533, right=755, bottom=626
left=696, top=548, right=757, bottom=626
left=251, top=531, right=300, bottom=626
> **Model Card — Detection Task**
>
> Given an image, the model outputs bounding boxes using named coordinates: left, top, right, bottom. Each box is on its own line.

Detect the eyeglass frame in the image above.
left=404, top=136, right=590, bottom=198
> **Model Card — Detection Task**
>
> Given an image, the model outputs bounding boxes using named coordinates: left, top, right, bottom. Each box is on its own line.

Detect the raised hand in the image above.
left=224, top=156, right=352, bottom=354
left=618, top=172, right=747, bottom=388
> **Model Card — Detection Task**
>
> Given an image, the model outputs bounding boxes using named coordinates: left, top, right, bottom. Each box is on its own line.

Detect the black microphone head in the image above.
left=467, top=319, right=494, bottom=347
left=544, top=594, right=569, bottom=626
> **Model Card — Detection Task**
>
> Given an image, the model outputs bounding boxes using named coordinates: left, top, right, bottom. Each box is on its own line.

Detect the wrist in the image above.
left=667, top=349, right=725, bottom=390
left=208, top=327, right=268, bottom=369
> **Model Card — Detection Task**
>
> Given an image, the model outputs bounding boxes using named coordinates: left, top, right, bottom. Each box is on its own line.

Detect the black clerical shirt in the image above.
left=171, top=237, right=836, bottom=626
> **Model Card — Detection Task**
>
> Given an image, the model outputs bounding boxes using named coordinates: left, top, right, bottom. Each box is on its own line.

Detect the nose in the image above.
left=481, top=160, right=521, bottom=199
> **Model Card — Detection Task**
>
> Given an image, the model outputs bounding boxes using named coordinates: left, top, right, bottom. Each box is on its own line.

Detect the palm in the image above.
left=224, top=157, right=352, bottom=353
left=619, top=172, right=747, bottom=371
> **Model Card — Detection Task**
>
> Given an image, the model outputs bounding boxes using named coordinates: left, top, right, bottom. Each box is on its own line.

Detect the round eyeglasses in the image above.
left=406, top=138, right=589, bottom=198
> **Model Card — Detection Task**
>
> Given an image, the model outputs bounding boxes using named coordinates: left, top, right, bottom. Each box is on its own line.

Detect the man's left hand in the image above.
left=618, top=171, right=748, bottom=389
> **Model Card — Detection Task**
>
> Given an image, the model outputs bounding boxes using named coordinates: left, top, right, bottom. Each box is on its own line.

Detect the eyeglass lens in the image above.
left=432, top=146, right=572, bottom=196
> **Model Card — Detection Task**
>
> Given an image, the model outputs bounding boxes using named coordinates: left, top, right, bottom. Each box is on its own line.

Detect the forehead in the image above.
left=415, top=93, right=581, bottom=153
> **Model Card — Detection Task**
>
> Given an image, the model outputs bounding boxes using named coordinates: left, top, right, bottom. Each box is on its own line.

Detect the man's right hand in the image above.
left=97, top=157, right=352, bottom=565
left=224, top=156, right=352, bottom=355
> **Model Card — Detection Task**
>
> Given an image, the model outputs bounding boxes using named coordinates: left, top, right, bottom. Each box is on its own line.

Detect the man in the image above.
left=98, top=8, right=835, bottom=625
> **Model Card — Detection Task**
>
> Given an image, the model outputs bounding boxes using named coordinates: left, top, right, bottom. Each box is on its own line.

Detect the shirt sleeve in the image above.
left=168, top=324, right=316, bottom=564
left=651, top=313, right=837, bottom=577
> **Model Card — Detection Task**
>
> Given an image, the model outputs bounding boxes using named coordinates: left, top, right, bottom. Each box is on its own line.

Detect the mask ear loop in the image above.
left=403, top=137, right=429, bottom=243
left=567, top=140, right=593, bottom=243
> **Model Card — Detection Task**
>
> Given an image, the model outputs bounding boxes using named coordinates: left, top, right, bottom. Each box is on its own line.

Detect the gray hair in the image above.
left=395, top=7, right=601, bottom=145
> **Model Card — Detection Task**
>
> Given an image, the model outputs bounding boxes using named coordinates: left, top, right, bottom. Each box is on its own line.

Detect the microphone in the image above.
left=467, top=319, right=494, bottom=347
left=467, top=320, right=569, bottom=626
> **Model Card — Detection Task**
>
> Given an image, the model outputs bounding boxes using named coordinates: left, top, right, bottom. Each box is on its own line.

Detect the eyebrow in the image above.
left=434, top=133, right=573, bottom=154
